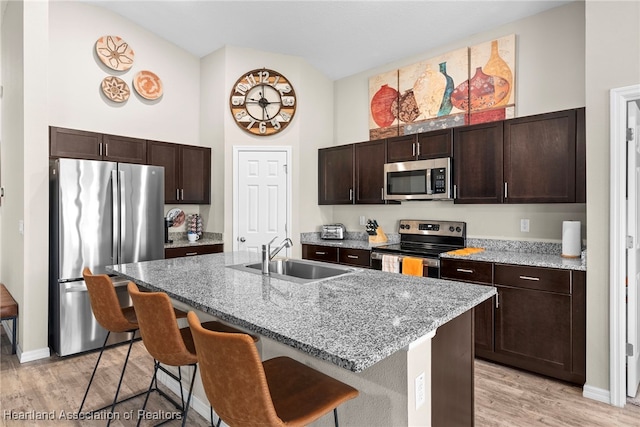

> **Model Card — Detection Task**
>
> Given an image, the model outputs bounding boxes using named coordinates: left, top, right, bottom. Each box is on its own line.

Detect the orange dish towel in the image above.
left=447, top=247, right=485, bottom=256
left=402, top=257, right=423, bottom=277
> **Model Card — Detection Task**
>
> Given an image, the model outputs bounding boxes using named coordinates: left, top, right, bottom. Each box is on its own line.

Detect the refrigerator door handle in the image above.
left=111, top=170, right=119, bottom=263
left=119, top=170, right=126, bottom=263
left=64, top=284, right=88, bottom=293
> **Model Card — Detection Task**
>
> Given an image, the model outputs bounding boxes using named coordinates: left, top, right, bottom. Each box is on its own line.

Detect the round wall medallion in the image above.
left=95, top=35, right=135, bottom=71
left=101, top=76, right=130, bottom=103
left=133, top=70, right=163, bottom=100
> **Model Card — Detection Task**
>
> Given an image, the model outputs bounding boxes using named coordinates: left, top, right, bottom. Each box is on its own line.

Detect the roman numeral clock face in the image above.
left=229, top=68, right=297, bottom=136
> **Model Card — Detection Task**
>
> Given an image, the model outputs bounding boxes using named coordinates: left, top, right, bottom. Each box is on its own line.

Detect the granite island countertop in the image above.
left=108, top=251, right=495, bottom=372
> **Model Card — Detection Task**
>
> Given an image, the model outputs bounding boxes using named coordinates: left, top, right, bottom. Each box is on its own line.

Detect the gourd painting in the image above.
left=368, top=34, right=516, bottom=139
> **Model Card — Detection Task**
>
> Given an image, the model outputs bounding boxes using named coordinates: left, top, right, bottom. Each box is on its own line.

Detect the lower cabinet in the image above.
left=165, top=244, right=223, bottom=259
left=302, top=244, right=371, bottom=268
left=440, top=258, right=586, bottom=385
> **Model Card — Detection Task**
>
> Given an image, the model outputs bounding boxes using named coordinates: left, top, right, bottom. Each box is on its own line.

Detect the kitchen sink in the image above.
left=228, top=258, right=355, bottom=284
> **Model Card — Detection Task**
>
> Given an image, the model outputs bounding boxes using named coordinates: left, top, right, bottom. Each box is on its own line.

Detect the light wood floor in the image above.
left=3, top=330, right=640, bottom=426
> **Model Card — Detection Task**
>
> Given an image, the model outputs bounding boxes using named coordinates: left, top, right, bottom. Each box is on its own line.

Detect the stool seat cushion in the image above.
left=0, top=284, right=18, bottom=318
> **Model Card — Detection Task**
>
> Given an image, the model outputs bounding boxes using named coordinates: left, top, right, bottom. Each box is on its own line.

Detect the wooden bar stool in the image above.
left=128, top=283, right=258, bottom=427
left=187, top=311, right=359, bottom=427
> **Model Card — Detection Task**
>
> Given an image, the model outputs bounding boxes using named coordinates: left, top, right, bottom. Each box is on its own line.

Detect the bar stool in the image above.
left=127, top=283, right=258, bottom=427
left=187, top=311, right=359, bottom=427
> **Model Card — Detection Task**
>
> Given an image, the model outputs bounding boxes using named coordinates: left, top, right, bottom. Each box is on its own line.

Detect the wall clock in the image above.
left=229, top=68, right=297, bottom=136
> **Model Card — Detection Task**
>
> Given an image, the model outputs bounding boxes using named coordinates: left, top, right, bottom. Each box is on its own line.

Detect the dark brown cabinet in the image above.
left=165, top=244, right=223, bottom=259
left=318, top=145, right=354, bottom=205
left=386, top=130, right=452, bottom=163
left=302, top=244, right=371, bottom=268
left=453, top=122, right=504, bottom=203
left=355, top=139, right=386, bottom=204
left=147, top=141, right=211, bottom=204
left=50, top=127, right=146, bottom=164
left=440, top=259, right=586, bottom=385
left=503, top=109, right=577, bottom=203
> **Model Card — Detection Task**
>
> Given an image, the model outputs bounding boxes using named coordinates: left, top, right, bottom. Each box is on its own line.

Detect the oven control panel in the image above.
left=398, top=219, right=466, bottom=237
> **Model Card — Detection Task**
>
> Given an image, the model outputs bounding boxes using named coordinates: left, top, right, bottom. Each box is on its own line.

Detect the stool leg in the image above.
left=180, top=365, right=198, bottom=427
left=106, top=333, right=136, bottom=427
left=137, top=360, right=159, bottom=427
left=11, top=317, right=16, bottom=355
left=78, top=332, right=111, bottom=414
left=334, top=408, right=339, bottom=427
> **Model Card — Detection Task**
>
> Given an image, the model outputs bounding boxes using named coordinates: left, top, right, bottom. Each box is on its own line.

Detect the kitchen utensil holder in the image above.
left=369, top=227, right=388, bottom=244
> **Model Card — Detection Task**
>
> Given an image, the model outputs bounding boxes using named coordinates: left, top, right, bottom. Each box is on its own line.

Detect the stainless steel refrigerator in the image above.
left=49, top=158, right=164, bottom=356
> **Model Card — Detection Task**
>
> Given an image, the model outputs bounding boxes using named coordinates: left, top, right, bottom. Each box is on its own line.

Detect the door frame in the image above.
left=232, top=146, right=292, bottom=252
left=610, top=84, right=640, bottom=407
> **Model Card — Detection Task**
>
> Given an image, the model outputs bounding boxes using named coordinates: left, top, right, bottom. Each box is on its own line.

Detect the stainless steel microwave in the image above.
left=383, top=158, right=452, bottom=201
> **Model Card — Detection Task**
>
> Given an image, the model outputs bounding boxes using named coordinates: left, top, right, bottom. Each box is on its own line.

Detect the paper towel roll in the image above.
left=562, top=221, right=581, bottom=258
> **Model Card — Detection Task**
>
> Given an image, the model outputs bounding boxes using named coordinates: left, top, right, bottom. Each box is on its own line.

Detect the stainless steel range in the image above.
left=371, top=219, right=466, bottom=278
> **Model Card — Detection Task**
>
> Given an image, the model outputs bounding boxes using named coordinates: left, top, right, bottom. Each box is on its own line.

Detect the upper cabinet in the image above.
left=386, top=129, right=452, bottom=163
left=453, top=108, right=585, bottom=204
left=318, top=144, right=354, bottom=205
left=355, top=139, right=387, bottom=204
left=147, top=141, right=211, bottom=204
left=50, top=127, right=146, bottom=164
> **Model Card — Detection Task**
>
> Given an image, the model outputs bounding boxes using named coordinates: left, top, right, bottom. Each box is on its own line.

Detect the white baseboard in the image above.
left=18, top=346, right=50, bottom=363
left=583, top=384, right=611, bottom=404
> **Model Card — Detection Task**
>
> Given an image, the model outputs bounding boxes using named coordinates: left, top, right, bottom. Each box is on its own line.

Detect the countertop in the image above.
left=300, top=231, right=400, bottom=250
left=164, top=232, right=223, bottom=249
left=108, top=251, right=495, bottom=372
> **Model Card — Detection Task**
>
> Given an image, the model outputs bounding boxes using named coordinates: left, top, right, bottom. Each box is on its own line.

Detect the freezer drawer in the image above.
left=53, top=278, right=134, bottom=357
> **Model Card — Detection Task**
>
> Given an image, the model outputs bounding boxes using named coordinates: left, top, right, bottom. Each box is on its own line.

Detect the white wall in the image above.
left=332, top=2, right=586, bottom=241
left=199, top=45, right=334, bottom=256
left=585, top=0, right=640, bottom=394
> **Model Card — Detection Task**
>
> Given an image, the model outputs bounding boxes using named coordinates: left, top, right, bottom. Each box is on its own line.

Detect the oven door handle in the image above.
left=371, top=252, right=440, bottom=268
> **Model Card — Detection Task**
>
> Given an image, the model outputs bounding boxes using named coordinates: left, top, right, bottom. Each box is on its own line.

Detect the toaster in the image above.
left=321, top=224, right=346, bottom=240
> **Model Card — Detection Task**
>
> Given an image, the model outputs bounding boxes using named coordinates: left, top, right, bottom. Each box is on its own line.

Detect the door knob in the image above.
left=238, top=237, right=246, bottom=242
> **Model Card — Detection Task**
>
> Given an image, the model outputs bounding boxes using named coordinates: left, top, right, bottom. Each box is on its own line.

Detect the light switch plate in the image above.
left=18, top=220, right=24, bottom=235
left=415, top=372, right=425, bottom=409
left=520, top=219, right=530, bottom=233
left=359, top=215, right=366, bottom=226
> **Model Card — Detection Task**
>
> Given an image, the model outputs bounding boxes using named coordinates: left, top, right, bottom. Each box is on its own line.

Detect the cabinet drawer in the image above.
left=339, top=248, right=371, bottom=268
left=165, top=244, right=223, bottom=259
left=302, top=244, right=339, bottom=263
left=494, top=264, right=570, bottom=294
left=440, top=259, right=493, bottom=284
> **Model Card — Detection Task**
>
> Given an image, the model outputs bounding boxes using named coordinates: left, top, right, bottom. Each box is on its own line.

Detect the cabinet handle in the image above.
left=176, top=189, right=180, bottom=200
left=504, top=182, right=508, bottom=198
left=453, top=184, right=457, bottom=199
left=519, top=275, right=540, bottom=281
left=99, top=142, right=103, bottom=156
left=496, top=293, right=500, bottom=309
left=456, top=268, right=474, bottom=273
left=347, top=255, right=359, bottom=259
left=105, top=143, right=108, bottom=157
left=181, top=189, right=184, bottom=200
left=185, top=252, right=198, bottom=256
left=315, top=251, right=327, bottom=255
left=412, top=143, right=416, bottom=157
left=416, top=142, right=421, bottom=157
left=349, top=189, right=353, bottom=201
left=381, top=187, right=384, bottom=200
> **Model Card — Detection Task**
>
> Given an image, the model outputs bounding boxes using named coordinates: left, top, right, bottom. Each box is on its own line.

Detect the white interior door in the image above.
left=234, top=148, right=289, bottom=254
left=627, top=101, right=640, bottom=397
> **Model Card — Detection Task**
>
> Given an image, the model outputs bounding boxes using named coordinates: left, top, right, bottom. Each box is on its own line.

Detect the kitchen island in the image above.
left=109, top=251, right=495, bottom=426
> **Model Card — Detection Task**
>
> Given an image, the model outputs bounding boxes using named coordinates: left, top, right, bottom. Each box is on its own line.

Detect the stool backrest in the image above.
left=82, top=267, right=136, bottom=333
left=127, top=282, right=196, bottom=366
left=187, top=311, right=284, bottom=427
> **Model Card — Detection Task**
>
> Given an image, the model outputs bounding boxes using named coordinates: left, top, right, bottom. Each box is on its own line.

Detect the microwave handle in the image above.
left=426, top=168, right=433, bottom=195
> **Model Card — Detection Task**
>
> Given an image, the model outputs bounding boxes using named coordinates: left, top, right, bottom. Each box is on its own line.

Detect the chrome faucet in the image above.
left=262, top=236, right=293, bottom=275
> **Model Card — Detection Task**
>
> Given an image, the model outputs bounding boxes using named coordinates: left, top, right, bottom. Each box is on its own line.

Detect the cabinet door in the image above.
left=453, top=122, right=504, bottom=203
left=504, top=109, right=577, bottom=203
left=576, top=107, right=586, bottom=203
left=50, top=127, right=103, bottom=160
left=494, top=284, right=572, bottom=378
left=302, top=244, right=339, bottom=263
left=318, top=145, right=354, bottom=205
left=440, top=259, right=494, bottom=355
left=417, top=129, right=452, bottom=159
left=103, top=134, right=147, bottom=164
left=386, top=134, right=417, bottom=163
left=180, top=145, right=211, bottom=204
left=355, top=140, right=386, bottom=204
left=147, top=141, right=180, bottom=204
left=165, top=244, right=223, bottom=259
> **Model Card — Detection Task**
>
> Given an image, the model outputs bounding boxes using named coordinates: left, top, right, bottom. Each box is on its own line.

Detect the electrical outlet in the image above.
left=415, top=372, right=425, bottom=409
left=18, top=220, right=24, bottom=235
left=359, top=215, right=366, bottom=226
left=520, top=219, right=530, bottom=233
